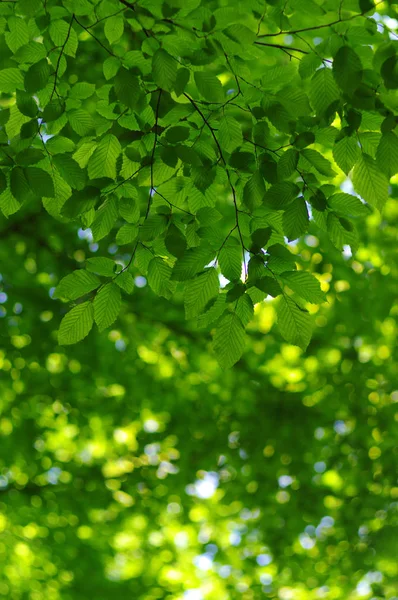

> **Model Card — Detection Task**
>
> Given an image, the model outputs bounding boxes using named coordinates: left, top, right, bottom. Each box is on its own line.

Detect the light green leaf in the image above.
left=13, top=41, right=46, bottom=63
left=352, top=153, right=388, bottom=211
left=277, top=296, right=312, bottom=350
left=243, top=170, right=266, bottom=211
left=58, top=301, right=94, bottom=345
left=376, top=132, right=398, bottom=179
left=301, top=149, right=336, bottom=177
left=309, top=68, right=340, bottom=115
left=94, top=283, right=121, bottom=332
left=218, top=237, right=242, bottom=281
left=282, top=196, right=309, bottom=241
left=49, top=20, right=78, bottom=57
left=54, top=270, right=100, bottom=300
left=88, top=135, right=121, bottom=180
left=194, top=71, right=224, bottom=103
left=0, top=68, right=24, bottom=93
left=91, top=196, right=118, bottom=241
left=152, top=49, right=177, bottom=92
left=114, top=271, right=134, bottom=294
left=333, top=136, right=360, bottom=174
left=277, top=148, right=299, bottom=180
left=68, top=109, right=94, bottom=136
left=147, top=257, right=175, bottom=299
left=263, top=182, right=299, bottom=210
left=218, top=116, right=243, bottom=152
left=104, top=15, right=124, bottom=45
left=281, top=271, right=326, bottom=304
left=235, top=294, right=254, bottom=327
left=119, top=196, right=140, bottom=224
left=172, top=246, right=215, bottom=281
left=213, top=312, right=246, bottom=369
left=5, top=16, right=29, bottom=53
left=86, top=257, right=116, bottom=276
left=328, top=192, right=369, bottom=217
left=116, top=223, right=138, bottom=245
left=184, top=268, right=219, bottom=319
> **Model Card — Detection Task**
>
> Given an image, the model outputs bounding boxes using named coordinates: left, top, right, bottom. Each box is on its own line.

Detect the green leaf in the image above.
left=277, top=148, right=299, bottom=180
left=114, top=271, right=134, bottom=294
left=94, top=283, right=121, bottom=332
left=263, top=182, right=299, bottom=210
left=175, top=67, right=190, bottom=97
left=218, top=116, right=243, bottom=152
left=85, top=257, right=116, bottom=277
left=13, top=41, right=46, bottom=64
left=328, top=192, right=369, bottom=217
left=24, top=59, right=50, bottom=93
left=91, top=196, right=119, bottom=242
left=283, top=196, right=309, bottom=241
left=301, top=149, right=336, bottom=177
left=114, top=68, right=141, bottom=110
left=218, top=237, right=242, bottom=281
left=116, top=223, right=138, bottom=245
left=54, top=270, right=100, bottom=300
left=333, top=136, right=360, bottom=175
left=352, top=153, right=388, bottom=211
left=172, top=246, right=215, bottom=281
left=103, top=56, right=121, bottom=80
left=0, top=185, right=21, bottom=217
left=235, top=294, right=254, bottom=327
left=15, top=90, right=37, bottom=118
left=309, top=68, right=340, bottom=115
left=152, top=49, right=177, bottom=92
left=194, top=71, right=224, bottom=103
left=375, top=132, right=398, bottom=179
left=139, top=214, right=168, bottom=242
left=281, top=271, right=326, bottom=304
left=58, top=301, right=94, bottom=345
left=24, top=167, right=55, bottom=198
left=165, top=224, right=187, bottom=258
left=0, top=171, right=6, bottom=195
left=53, top=155, right=86, bottom=190
left=333, top=46, right=362, bottom=93
left=88, top=135, right=121, bottom=180
left=213, top=313, right=246, bottom=369
left=68, top=109, right=94, bottom=136
left=147, top=257, right=175, bottom=299
left=0, top=68, right=24, bottom=93
left=119, top=196, right=140, bottom=224
left=104, top=15, right=124, bottom=45
left=49, top=20, right=78, bottom=57
left=184, top=268, right=219, bottom=319
left=243, top=171, right=266, bottom=211
left=277, top=296, right=312, bottom=350
left=10, top=166, right=34, bottom=203
left=294, top=132, right=315, bottom=150
left=5, top=17, right=29, bottom=53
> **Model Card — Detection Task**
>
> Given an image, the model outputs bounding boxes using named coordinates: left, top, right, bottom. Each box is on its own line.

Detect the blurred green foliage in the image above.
left=0, top=190, right=397, bottom=599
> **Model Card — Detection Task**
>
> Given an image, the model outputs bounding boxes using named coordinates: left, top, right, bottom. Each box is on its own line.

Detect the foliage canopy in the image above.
left=1, top=0, right=398, bottom=366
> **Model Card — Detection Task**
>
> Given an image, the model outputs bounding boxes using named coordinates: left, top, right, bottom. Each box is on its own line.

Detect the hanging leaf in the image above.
left=94, top=283, right=121, bottom=332
left=58, top=301, right=94, bottom=345
left=213, top=312, right=246, bottom=369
